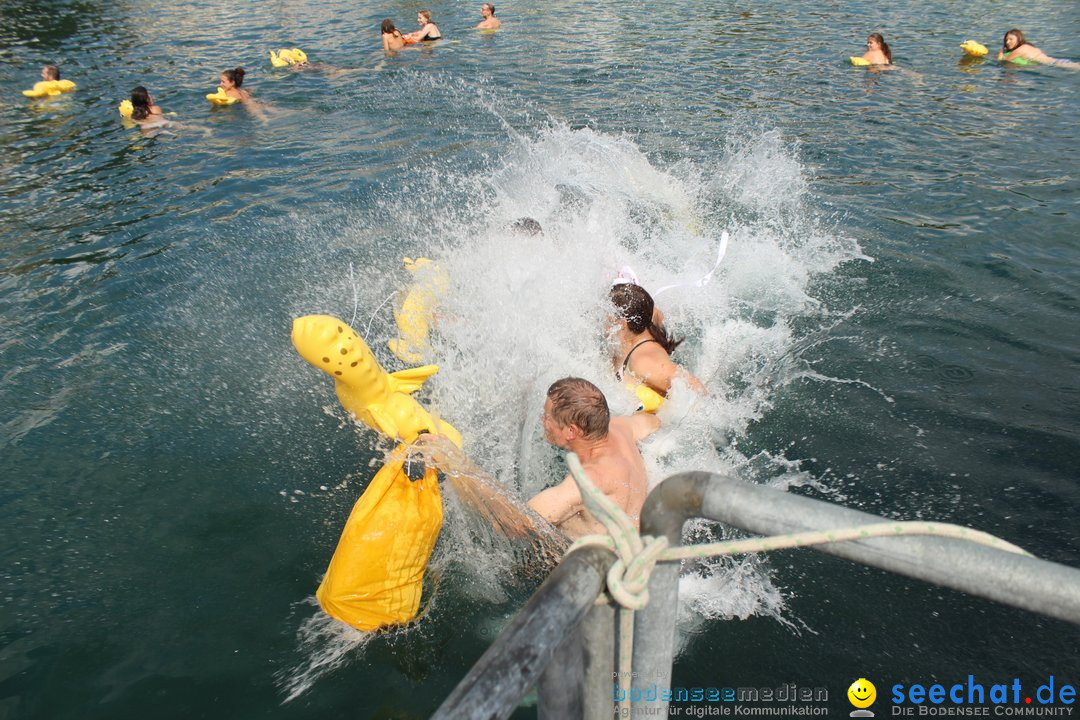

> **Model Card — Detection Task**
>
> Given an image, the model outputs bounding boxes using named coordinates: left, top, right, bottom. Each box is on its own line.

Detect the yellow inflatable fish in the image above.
left=118, top=100, right=134, bottom=118
left=23, top=79, right=76, bottom=98
left=292, top=314, right=462, bottom=447
left=850, top=56, right=871, bottom=67
left=388, top=257, right=449, bottom=364
left=206, top=87, right=239, bottom=105
left=960, top=41, right=989, bottom=57
left=631, top=383, right=665, bottom=414
left=317, top=444, right=442, bottom=631
left=270, top=48, right=309, bottom=67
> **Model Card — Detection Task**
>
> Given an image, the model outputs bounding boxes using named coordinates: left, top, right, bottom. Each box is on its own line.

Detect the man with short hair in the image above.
left=528, top=377, right=660, bottom=539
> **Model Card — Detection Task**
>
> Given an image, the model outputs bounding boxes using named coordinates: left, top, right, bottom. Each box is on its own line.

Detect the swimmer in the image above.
left=997, top=29, right=1079, bottom=68
left=510, top=217, right=543, bottom=236
left=859, top=33, right=892, bottom=65
left=382, top=19, right=407, bottom=51
left=41, top=64, right=61, bottom=82
left=405, top=10, right=442, bottom=42
left=219, top=67, right=253, bottom=102
left=127, top=86, right=166, bottom=127
left=609, top=283, right=705, bottom=397
left=528, top=378, right=659, bottom=540
left=476, top=3, right=501, bottom=30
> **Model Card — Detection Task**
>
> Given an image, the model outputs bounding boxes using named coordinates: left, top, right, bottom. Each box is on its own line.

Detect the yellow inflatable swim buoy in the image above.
left=206, top=87, right=239, bottom=105
left=292, top=314, right=463, bottom=447
left=23, top=80, right=76, bottom=97
left=270, top=48, right=308, bottom=67
left=850, top=56, right=871, bottom=67
left=118, top=100, right=134, bottom=118
left=960, top=41, right=989, bottom=57
left=317, top=444, right=443, bottom=631
left=388, top=257, right=449, bottom=365
left=631, top=383, right=665, bottom=414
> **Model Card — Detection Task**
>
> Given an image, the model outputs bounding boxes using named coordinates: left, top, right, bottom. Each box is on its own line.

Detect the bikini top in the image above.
left=617, top=339, right=662, bottom=381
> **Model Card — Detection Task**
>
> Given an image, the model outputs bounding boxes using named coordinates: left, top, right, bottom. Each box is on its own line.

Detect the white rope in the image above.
left=561, top=452, right=1031, bottom=717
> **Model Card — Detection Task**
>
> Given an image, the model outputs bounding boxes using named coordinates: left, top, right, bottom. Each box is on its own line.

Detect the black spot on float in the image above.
left=334, top=371, right=342, bottom=376
left=350, top=361, right=358, bottom=367
left=340, top=348, right=348, bottom=355
left=337, top=326, right=343, bottom=333
left=322, top=357, right=330, bottom=363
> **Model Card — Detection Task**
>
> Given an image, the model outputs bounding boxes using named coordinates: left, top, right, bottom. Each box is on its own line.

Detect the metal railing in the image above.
left=432, top=472, right=1080, bottom=720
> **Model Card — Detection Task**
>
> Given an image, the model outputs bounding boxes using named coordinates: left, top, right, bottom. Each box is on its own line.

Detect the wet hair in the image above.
left=418, top=9, right=432, bottom=22
left=511, top=217, right=543, bottom=236
left=43, top=64, right=60, bottom=81
left=381, top=18, right=397, bottom=34
left=547, top=378, right=609, bottom=441
left=609, top=283, right=682, bottom=354
left=482, top=4, right=495, bottom=14
left=1003, top=29, right=1026, bottom=51
left=130, top=86, right=153, bottom=121
left=222, top=67, right=245, bottom=87
left=869, top=33, right=892, bottom=63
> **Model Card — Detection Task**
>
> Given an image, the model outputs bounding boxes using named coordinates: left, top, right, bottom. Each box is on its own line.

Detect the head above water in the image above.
left=42, top=64, right=60, bottom=81
left=609, top=283, right=682, bottom=354
left=417, top=9, right=433, bottom=23
left=130, top=86, right=153, bottom=120
left=867, top=33, right=891, bottom=63
left=221, top=67, right=245, bottom=87
left=545, top=377, right=609, bottom=442
left=381, top=18, right=398, bottom=34
left=1003, top=29, right=1026, bottom=51
left=481, top=4, right=495, bottom=16
left=511, top=217, right=543, bottom=236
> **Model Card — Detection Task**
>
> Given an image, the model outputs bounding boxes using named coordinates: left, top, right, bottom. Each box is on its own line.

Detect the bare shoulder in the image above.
left=611, top=413, right=660, bottom=442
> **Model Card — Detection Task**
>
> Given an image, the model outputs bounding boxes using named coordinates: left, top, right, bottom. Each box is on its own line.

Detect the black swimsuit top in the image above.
left=617, top=339, right=662, bottom=381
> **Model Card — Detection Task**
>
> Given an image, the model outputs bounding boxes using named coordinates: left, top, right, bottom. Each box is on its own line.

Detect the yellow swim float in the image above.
left=850, top=56, right=871, bottom=67
left=23, top=79, right=76, bottom=97
left=389, top=257, right=449, bottom=365
left=960, top=41, right=989, bottom=57
left=631, top=383, right=665, bottom=414
left=270, top=48, right=308, bottom=67
left=206, top=87, right=239, bottom=105
left=118, top=100, right=134, bottom=118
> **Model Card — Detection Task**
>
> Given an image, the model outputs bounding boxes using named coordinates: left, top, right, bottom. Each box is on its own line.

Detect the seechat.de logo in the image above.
left=849, top=678, right=877, bottom=717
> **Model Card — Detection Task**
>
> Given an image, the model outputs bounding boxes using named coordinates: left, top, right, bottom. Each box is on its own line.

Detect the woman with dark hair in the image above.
left=382, top=19, right=407, bottom=51
left=609, top=283, right=705, bottom=401
left=858, top=33, right=892, bottom=65
left=219, top=67, right=252, bottom=102
left=997, top=29, right=1076, bottom=67
left=404, top=10, right=442, bottom=42
left=128, top=86, right=165, bottom=125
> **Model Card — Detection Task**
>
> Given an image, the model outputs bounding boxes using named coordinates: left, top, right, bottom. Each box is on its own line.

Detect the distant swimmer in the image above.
left=998, top=29, right=1080, bottom=68
left=382, top=19, right=406, bottom=51
left=23, top=64, right=76, bottom=98
left=528, top=377, right=659, bottom=539
left=858, top=33, right=892, bottom=65
left=510, top=217, right=543, bottom=236
left=127, top=86, right=166, bottom=127
left=609, top=283, right=706, bottom=398
left=219, top=67, right=253, bottom=102
left=477, top=3, right=501, bottom=30
left=41, top=65, right=61, bottom=82
left=405, top=10, right=442, bottom=42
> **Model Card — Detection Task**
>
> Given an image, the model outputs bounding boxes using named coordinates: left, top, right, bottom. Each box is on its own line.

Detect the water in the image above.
left=2, top=0, right=1079, bottom=717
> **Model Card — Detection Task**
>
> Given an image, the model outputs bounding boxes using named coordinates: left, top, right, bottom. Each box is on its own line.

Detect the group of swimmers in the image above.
left=516, top=270, right=708, bottom=539
left=854, top=28, right=1077, bottom=67
left=382, top=4, right=501, bottom=52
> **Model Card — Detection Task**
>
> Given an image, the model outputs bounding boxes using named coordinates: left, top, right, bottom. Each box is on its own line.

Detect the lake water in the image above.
left=2, top=0, right=1079, bottom=717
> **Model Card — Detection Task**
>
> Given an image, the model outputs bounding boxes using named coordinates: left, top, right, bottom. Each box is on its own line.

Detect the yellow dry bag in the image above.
left=316, top=446, right=443, bottom=631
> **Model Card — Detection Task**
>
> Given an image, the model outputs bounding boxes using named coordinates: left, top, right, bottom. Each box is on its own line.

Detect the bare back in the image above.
left=555, top=417, right=650, bottom=538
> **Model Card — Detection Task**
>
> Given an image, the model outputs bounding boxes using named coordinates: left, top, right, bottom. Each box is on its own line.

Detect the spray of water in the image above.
left=279, top=94, right=868, bottom=695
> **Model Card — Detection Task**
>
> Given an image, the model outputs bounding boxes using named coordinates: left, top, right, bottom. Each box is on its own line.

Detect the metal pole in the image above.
left=432, top=544, right=616, bottom=720
left=630, top=472, right=713, bottom=719
left=691, top=472, right=1080, bottom=625
left=539, top=599, right=617, bottom=720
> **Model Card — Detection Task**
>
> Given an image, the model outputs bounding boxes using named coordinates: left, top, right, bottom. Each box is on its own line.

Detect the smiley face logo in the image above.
left=848, top=678, right=877, bottom=708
